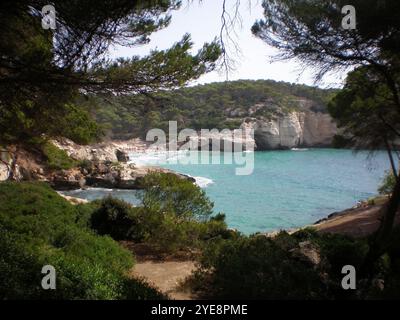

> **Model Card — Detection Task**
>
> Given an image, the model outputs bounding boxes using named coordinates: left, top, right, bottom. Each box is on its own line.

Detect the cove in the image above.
left=64, top=149, right=390, bottom=235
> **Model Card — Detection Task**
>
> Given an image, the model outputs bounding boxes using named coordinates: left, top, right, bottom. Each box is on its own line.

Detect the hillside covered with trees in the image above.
left=84, top=80, right=337, bottom=139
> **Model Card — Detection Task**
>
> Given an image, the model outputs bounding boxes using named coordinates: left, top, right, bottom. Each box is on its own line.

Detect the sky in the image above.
left=110, top=0, right=347, bottom=88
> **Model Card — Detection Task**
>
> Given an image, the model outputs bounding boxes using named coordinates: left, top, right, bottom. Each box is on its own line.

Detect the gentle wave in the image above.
left=193, top=176, right=214, bottom=188
left=62, top=187, right=115, bottom=194
left=128, top=150, right=188, bottom=166
left=291, top=148, right=309, bottom=151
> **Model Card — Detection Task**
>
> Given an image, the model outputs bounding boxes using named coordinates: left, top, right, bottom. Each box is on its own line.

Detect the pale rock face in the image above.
left=0, top=163, right=8, bottom=181
left=245, top=111, right=337, bottom=150
left=0, top=151, right=9, bottom=181
left=302, top=111, right=337, bottom=147
left=51, top=137, right=147, bottom=162
left=187, top=129, right=255, bottom=152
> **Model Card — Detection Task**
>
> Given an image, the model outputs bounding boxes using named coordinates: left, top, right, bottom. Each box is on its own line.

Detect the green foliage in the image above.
left=252, top=0, right=400, bottom=82
left=375, top=226, right=400, bottom=299
left=90, top=197, right=139, bottom=240
left=0, top=1, right=220, bottom=145
left=193, top=235, right=326, bottom=299
left=0, top=182, right=164, bottom=300
left=88, top=174, right=231, bottom=253
left=40, top=141, right=77, bottom=170
left=379, top=171, right=397, bottom=195
left=332, top=134, right=351, bottom=149
left=192, top=228, right=390, bottom=300
left=59, top=104, right=102, bottom=145
left=140, top=172, right=213, bottom=220
left=328, top=66, right=400, bottom=151
left=134, top=209, right=233, bottom=253
left=77, top=159, right=93, bottom=171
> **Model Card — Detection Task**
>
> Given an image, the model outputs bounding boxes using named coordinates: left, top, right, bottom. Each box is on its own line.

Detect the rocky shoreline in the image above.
left=0, top=138, right=194, bottom=191
left=3, top=137, right=394, bottom=240
left=50, top=161, right=194, bottom=191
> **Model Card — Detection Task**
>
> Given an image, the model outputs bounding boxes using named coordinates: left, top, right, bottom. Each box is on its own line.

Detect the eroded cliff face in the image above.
left=242, top=110, right=337, bottom=150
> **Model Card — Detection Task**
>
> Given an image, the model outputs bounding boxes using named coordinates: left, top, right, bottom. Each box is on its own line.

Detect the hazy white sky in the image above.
left=111, top=0, right=347, bottom=88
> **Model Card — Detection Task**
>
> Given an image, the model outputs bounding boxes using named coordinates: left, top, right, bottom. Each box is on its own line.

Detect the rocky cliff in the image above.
left=242, top=110, right=337, bottom=150
left=186, top=99, right=337, bottom=151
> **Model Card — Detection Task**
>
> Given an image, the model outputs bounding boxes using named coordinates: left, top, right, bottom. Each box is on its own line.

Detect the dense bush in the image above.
left=378, top=170, right=396, bottom=195
left=140, top=172, right=214, bottom=220
left=190, top=227, right=391, bottom=300
left=332, top=134, right=352, bottom=148
left=59, top=103, right=102, bottom=145
left=136, top=173, right=232, bottom=252
left=89, top=173, right=232, bottom=253
left=192, top=234, right=326, bottom=299
left=40, top=141, right=77, bottom=170
left=90, top=196, right=139, bottom=240
left=0, top=182, right=164, bottom=299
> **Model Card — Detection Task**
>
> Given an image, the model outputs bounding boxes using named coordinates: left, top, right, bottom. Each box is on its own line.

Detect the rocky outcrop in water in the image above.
left=49, top=161, right=193, bottom=190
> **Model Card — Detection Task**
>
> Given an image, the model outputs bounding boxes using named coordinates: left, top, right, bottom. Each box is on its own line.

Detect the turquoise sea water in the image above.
left=63, top=149, right=390, bottom=234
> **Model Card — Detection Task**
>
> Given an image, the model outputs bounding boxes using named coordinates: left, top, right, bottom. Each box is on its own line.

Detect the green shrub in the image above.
left=191, top=228, right=381, bottom=300
left=315, top=234, right=369, bottom=276
left=60, top=103, right=102, bottom=145
left=140, top=172, right=213, bottom=220
left=87, top=173, right=232, bottom=253
left=0, top=229, right=45, bottom=299
left=40, top=142, right=76, bottom=170
left=90, top=196, right=139, bottom=240
left=193, top=235, right=326, bottom=299
left=332, top=134, right=351, bottom=148
left=378, top=170, right=396, bottom=195
left=373, top=226, right=400, bottom=299
left=132, top=207, right=232, bottom=253
left=0, top=182, right=164, bottom=300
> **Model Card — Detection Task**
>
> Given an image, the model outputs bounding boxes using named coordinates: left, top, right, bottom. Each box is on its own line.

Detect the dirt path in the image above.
left=131, top=260, right=197, bottom=300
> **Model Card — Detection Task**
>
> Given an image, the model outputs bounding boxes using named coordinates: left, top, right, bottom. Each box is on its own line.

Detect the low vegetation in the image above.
left=189, top=228, right=400, bottom=300
left=90, top=173, right=234, bottom=253
left=40, top=141, right=77, bottom=170
left=0, top=182, right=165, bottom=300
left=379, top=171, right=397, bottom=195
left=1, top=172, right=399, bottom=300
left=0, top=174, right=235, bottom=299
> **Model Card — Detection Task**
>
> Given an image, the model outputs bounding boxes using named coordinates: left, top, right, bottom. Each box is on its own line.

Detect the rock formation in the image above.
left=51, top=137, right=146, bottom=162
left=49, top=162, right=194, bottom=190
left=242, top=109, right=337, bottom=150
left=0, top=140, right=194, bottom=190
